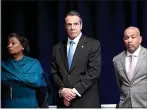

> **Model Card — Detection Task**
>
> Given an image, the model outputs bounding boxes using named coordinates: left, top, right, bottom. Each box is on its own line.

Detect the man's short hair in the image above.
left=65, top=11, right=83, bottom=24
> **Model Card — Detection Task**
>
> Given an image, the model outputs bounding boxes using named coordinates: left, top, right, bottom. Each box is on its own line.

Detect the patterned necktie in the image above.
left=68, top=41, right=75, bottom=69
left=128, top=55, right=135, bottom=80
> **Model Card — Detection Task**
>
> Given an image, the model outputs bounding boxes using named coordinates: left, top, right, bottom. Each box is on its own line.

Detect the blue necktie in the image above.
left=68, top=41, right=75, bottom=69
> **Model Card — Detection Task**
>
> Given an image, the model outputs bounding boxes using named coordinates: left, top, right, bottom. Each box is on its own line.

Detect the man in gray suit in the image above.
left=113, top=26, right=147, bottom=108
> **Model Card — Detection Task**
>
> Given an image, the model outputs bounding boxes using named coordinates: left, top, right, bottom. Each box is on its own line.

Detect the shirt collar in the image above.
left=67, top=32, right=82, bottom=44
left=126, top=45, right=141, bottom=57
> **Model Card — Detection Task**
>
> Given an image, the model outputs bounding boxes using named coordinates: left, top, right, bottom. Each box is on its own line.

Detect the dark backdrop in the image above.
left=2, top=0, right=147, bottom=105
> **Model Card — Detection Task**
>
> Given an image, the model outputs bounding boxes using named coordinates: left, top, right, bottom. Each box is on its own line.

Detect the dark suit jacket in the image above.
left=51, top=35, right=101, bottom=108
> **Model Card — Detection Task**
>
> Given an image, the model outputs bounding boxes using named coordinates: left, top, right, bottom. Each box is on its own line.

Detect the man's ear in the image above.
left=80, top=23, right=83, bottom=30
left=140, top=36, right=142, bottom=43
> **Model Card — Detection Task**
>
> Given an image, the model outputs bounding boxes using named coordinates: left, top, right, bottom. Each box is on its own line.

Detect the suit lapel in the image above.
left=121, top=51, right=131, bottom=83
left=131, top=46, right=145, bottom=82
left=60, top=40, right=69, bottom=72
left=69, top=35, right=87, bottom=73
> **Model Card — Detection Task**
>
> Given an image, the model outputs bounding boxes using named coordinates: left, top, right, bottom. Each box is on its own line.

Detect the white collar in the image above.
left=67, top=32, right=82, bottom=44
left=126, top=45, right=141, bottom=57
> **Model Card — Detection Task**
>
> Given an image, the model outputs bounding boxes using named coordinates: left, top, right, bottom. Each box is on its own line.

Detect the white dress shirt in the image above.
left=66, top=32, right=82, bottom=97
left=125, top=46, right=141, bottom=73
left=67, top=32, right=82, bottom=56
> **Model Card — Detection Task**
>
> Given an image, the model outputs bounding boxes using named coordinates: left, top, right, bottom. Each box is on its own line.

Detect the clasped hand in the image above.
left=60, top=88, right=76, bottom=106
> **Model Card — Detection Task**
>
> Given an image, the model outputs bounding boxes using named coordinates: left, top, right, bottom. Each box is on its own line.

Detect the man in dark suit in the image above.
left=51, top=11, right=101, bottom=108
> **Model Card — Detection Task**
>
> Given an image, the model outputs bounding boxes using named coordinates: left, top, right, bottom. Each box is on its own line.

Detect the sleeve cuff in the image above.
left=72, top=88, right=81, bottom=97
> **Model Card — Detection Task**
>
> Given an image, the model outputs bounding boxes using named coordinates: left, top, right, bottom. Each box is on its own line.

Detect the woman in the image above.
left=1, top=33, right=47, bottom=108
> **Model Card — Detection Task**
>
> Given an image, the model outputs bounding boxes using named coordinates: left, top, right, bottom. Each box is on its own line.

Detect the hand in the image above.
left=63, top=98, right=70, bottom=106
left=61, top=88, right=76, bottom=101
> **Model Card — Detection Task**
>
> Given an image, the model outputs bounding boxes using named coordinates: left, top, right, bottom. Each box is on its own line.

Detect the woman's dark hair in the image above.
left=8, top=33, right=30, bottom=55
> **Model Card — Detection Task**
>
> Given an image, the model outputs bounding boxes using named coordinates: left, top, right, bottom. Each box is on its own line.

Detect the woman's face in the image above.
left=7, top=37, right=24, bottom=55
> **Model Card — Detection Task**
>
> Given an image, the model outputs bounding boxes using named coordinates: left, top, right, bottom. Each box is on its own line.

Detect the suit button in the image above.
left=68, top=75, right=70, bottom=80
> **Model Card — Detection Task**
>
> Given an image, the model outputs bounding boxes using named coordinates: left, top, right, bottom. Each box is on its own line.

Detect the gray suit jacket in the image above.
left=113, top=46, right=147, bottom=108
